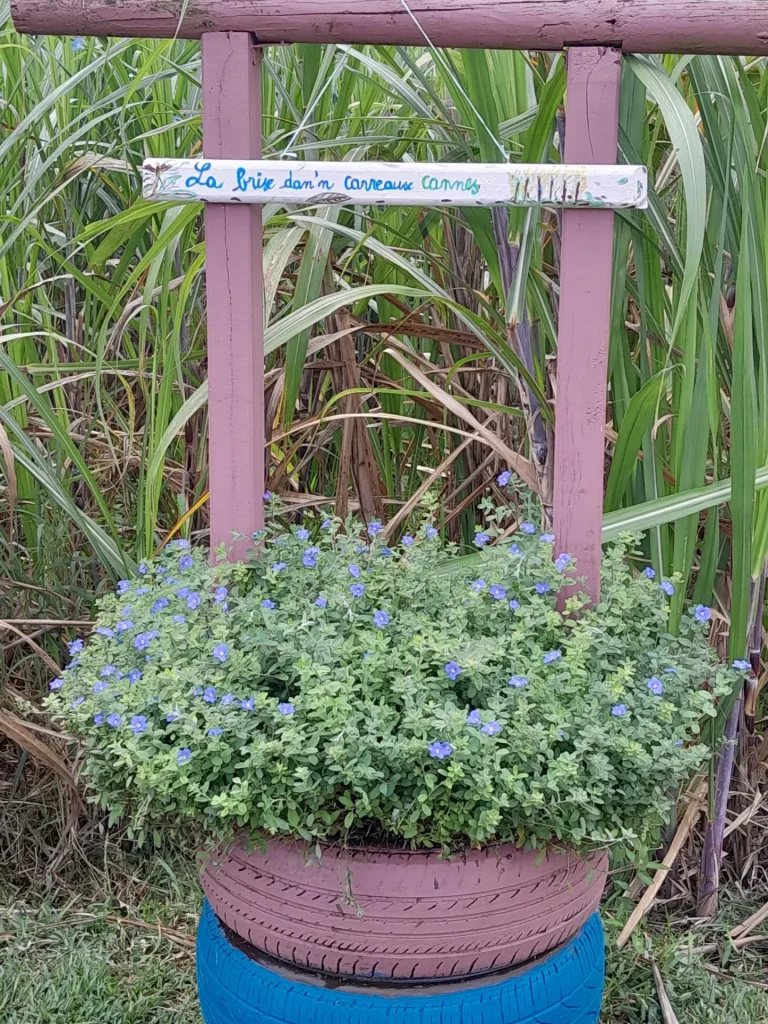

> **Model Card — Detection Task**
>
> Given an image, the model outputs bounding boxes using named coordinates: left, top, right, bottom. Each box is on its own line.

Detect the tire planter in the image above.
left=200, top=838, right=608, bottom=982
left=197, top=900, right=605, bottom=1024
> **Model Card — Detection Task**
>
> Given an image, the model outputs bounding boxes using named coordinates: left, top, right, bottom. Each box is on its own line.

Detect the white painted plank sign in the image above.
left=142, top=159, right=648, bottom=209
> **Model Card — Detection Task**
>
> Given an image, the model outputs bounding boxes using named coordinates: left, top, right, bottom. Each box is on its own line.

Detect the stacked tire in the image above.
left=196, top=838, right=607, bottom=1023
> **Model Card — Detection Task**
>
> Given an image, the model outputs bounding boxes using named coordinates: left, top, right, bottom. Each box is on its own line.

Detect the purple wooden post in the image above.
left=202, top=32, right=264, bottom=559
left=553, top=46, right=622, bottom=603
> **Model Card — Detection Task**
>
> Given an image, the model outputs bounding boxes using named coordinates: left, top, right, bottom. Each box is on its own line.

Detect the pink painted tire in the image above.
left=200, top=839, right=608, bottom=982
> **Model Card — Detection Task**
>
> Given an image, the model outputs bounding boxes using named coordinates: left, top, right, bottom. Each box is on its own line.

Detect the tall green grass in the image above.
left=1, top=21, right=767, bottom=672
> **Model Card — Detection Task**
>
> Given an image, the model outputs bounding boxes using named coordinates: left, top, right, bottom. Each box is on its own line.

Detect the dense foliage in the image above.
left=48, top=504, right=738, bottom=857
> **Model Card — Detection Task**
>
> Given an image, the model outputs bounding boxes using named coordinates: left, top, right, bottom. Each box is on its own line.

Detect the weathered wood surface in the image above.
left=142, top=159, right=648, bottom=209
left=202, top=33, right=265, bottom=557
left=11, top=0, right=768, bottom=54
left=552, top=46, right=622, bottom=604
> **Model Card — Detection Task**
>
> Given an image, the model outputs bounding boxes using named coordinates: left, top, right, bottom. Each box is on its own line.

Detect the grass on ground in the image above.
left=1, top=852, right=767, bottom=1023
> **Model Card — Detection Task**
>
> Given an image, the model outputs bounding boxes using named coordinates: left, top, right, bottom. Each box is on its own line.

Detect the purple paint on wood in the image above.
left=553, top=47, right=622, bottom=604
left=203, top=33, right=265, bottom=559
left=11, top=0, right=768, bottom=53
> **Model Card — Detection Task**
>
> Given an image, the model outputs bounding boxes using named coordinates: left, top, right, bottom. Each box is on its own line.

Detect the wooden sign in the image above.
left=142, top=159, right=648, bottom=209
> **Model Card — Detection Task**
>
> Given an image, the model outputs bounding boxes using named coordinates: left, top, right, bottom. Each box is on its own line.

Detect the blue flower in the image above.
left=425, top=526, right=439, bottom=540
left=278, top=702, right=296, bottom=716
left=402, top=535, right=414, bottom=547
left=543, top=650, right=561, bottom=664
left=368, top=520, right=383, bottom=537
left=176, top=747, right=193, bottom=765
left=156, top=566, right=168, bottom=576
left=93, top=681, right=109, bottom=694
left=49, top=678, right=65, bottom=690
left=535, top=581, right=551, bottom=594
left=363, top=651, right=373, bottom=661
left=117, top=581, right=131, bottom=594
left=179, top=555, right=194, bottom=571
left=554, top=553, right=572, bottom=572
left=732, top=659, right=751, bottom=672
left=353, top=543, right=366, bottom=554
left=540, top=533, right=555, bottom=544
left=203, top=687, right=217, bottom=704
left=166, top=712, right=179, bottom=723
left=647, top=677, right=664, bottom=696
left=94, top=712, right=104, bottom=726
left=115, top=620, right=134, bottom=633
left=674, top=739, right=684, bottom=747
left=664, top=667, right=677, bottom=675
left=138, top=563, right=149, bottom=575
left=348, top=564, right=361, bottom=579
left=220, top=693, right=235, bottom=706
left=207, top=727, right=224, bottom=738
left=481, top=721, right=501, bottom=736
left=100, top=665, right=117, bottom=677
left=520, top=522, right=536, bottom=535
left=471, top=579, right=486, bottom=593
left=497, top=470, right=511, bottom=487
left=107, top=713, right=122, bottom=728
left=128, top=669, right=142, bottom=684
left=214, top=586, right=228, bottom=603
left=303, top=547, right=320, bottom=568
left=96, top=626, right=114, bottom=638
left=134, top=633, right=151, bottom=651
left=611, top=704, right=628, bottom=718
left=151, top=597, right=169, bottom=614
left=272, top=562, right=287, bottom=573
left=444, top=661, right=461, bottom=681
left=68, top=638, right=84, bottom=655
left=172, top=539, right=190, bottom=549
left=321, top=519, right=332, bottom=530
left=509, top=599, right=521, bottom=612
left=660, top=581, right=675, bottom=596
left=187, top=592, right=201, bottom=609
left=240, top=697, right=255, bottom=711
left=489, top=585, right=506, bottom=601
left=131, top=715, right=147, bottom=735
left=261, top=599, right=276, bottom=609
left=428, top=740, right=453, bottom=759
left=314, top=595, right=327, bottom=608
left=466, top=709, right=482, bottom=726
left=643, top=566, right=656, bottom=579
left=379, top=547, right=393, bottom=558
left=212, top=644, right=229, bottom=663
left=173, top=614, right=186, bottom=624
left=373, top=610, right=390, bottom=628
left=508, top=675, right=528, bottom=688
left=695, top=604, right=712, bottom=623
left=296, top=528, right=310, bottom=541
left=135, top=586, right=150, bottom=596
left=350, top=583, right=365, bottom=598
left=176, top=587, right=190, bottom=599
left=474, top=532, right=490, bottom=548
left=166, top=578, right=178, bottom=586
left=509, top=543, right=521, bottom=556
left=193, top=686, right=203, bottom=696
left=263, top=491, right=274, bottom=501
left=70, top=696, right=85, bottom=708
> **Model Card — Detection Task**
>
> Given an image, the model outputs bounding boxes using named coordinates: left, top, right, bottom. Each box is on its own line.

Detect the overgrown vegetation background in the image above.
left=3, top=14, right=768, bottom=1021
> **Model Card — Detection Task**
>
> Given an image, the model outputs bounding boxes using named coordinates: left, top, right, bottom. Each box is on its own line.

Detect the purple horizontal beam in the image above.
left=11, top=0, right=768, bottom=54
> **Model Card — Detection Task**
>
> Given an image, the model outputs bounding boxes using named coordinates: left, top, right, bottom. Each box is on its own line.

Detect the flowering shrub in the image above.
left=47, top=510, right=739, bottom=858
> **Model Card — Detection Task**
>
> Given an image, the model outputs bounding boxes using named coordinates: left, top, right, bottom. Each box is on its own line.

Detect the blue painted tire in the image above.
left=197, top=900, right=605, bottom=1024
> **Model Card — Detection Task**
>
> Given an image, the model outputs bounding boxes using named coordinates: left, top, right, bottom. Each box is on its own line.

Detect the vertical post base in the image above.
left=553, top=46, right=622, bottom=603
left=202, top=32, right=265, bottom=560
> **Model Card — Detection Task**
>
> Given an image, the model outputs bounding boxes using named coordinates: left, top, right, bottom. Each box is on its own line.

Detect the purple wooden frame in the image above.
left=20, top=3, right=729, bottom=598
